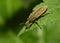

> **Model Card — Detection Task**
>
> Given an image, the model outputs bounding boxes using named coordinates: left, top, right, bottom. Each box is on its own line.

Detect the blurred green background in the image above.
left=0, top=0, right=60, bottom=43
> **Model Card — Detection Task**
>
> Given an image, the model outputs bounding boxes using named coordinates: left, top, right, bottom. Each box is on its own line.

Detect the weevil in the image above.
left=25, top=5, right=47, bottom=27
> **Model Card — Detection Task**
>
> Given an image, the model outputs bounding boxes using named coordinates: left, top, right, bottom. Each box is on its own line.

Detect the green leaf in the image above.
left=18, top=0, right=60, bottom=43
left=0, top=0, right=60, bottom=43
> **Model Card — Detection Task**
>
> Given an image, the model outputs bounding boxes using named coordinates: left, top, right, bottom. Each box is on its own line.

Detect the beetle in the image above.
left=25, top=5, right=47, bottom=27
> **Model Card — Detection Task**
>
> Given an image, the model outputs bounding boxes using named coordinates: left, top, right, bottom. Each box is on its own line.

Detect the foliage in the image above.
left=0, top=0, right=60, bottom=43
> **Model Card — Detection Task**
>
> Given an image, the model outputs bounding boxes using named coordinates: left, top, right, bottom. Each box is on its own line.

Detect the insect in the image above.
left=25, top=5, right=47, bottom=27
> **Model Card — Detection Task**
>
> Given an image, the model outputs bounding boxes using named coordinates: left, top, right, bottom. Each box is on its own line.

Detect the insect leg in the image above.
left=35, top=21, right=42, bottom=29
